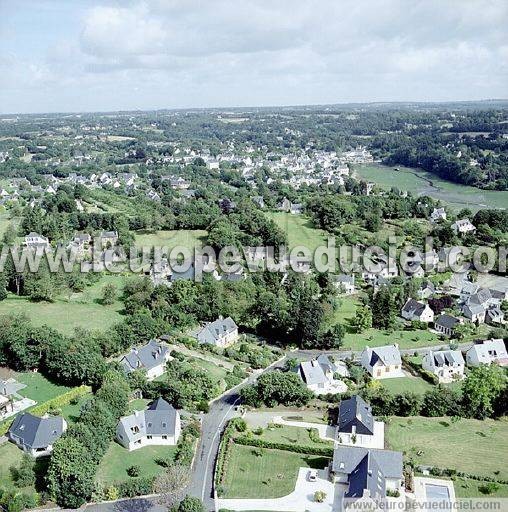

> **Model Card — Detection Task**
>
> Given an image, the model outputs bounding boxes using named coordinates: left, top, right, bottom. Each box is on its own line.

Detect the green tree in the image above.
left=177, top=496, right=205, bottom=512
left=101, top=283, right=117, bottom=305
left=461, top=365, right=506, bottom=419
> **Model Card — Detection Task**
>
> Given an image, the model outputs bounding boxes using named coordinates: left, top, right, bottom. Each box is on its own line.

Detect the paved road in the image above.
left=74, top=340, right=471, bottom=512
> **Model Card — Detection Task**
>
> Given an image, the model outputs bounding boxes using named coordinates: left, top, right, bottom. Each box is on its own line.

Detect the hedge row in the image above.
left=421, top=466, right=508, bottom=485
left=215, top=419, right=242, bottom=487
left=0, top=384, right=91, bottom=436
left=403, top=356, right=439, bottom=385
left=234, top=436, right=334, bottom=457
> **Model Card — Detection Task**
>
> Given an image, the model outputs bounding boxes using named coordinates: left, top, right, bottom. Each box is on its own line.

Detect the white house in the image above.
left=330, top=445, right=403, bottom=501
left=361, top=344, right=403, bottom=379
left=336, top=396, right=384, bottom=449
left=120, top=340, right=172, bottom=381
left=466, top=339, right=508, bottom=367
left=422, top=349, right=465, bottom=383
left=401, top=299, right=434, bottom=323
left=194, top=316, right=239, bottom=348
left=9, top=413, right=66, bottom=457
left=298, top=355, right=348, bottom=395
left=24, top=232, right=50, bottom=249
left=451, top=218, right=476, bottom=236
left=333, top=274, right=356, bottom=295
left=116, top=398, right=181, bottom=451
left=430, top=207, right=447, bottom=223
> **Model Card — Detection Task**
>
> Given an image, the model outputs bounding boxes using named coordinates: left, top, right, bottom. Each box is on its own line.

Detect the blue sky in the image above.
left=1, top=0, right=507, bottom=114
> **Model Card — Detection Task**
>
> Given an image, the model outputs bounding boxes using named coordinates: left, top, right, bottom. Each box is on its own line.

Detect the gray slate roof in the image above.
left=117, top=398, right=178, bottom=443
left=9, top=413, right=65, bottom=449
left=120, top=340, right=168, bottom=374
left=435, top=314, right=459, bottom=329
left=338, top=396, right=374, bottom=435
left=402, top=298, right=427, bottom=316
left=332, top=446, right=403, bottom=499
left=369, top=345, right=401, bottom=367
left=196, top=317, right=238, bottom=344
left=430, top=350, right=464, bottom=367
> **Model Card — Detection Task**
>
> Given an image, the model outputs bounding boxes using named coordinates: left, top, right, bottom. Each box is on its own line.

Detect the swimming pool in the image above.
left=426, top=484, right=451, bottom=501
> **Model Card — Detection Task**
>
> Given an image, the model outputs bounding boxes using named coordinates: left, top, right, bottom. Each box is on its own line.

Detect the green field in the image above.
left=264, top=212, right=329, bottom=252
left=355, top=164, right=508, bottom=212
left=0, top=274, right=128, bottom=335
left=96, top=442, right=178, bottom=485
left=221, top=444, right=329, bottom=498
left=380, top=376, right=433, bottom=395
left=134, top=229, right=208, bottom=250
left=386, top=416, right=508, bottom=480
left=333, top=296, right=443, bottom=350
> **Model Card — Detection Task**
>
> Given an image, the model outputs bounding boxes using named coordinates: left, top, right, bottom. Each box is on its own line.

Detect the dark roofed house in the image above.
left=116, top=397, right=181, bottom=451
left=331, top=445, right=403, bottom=502
left=9, top=412, right=66, bottom=457
left=336, top=396, right=384, bottom=449
left=401, top=298, right=434, bottom=323
left=120, top=340, right=171, bottom=381
left=434, top=314, right=460, bottom=337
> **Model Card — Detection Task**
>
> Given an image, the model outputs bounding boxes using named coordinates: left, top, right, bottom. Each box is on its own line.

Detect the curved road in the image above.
left=79, top=342, right=472, bottom=512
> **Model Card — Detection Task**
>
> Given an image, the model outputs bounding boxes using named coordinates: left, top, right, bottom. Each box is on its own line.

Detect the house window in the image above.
left=131, top=426, right=140, bottom=434
left=162, top=435, right=167, bottom=440
left=147, top=435, right=152, bottom=440
left=162, top=422, right=167, bottom=428
left=147, top=422, right=152, bottom=427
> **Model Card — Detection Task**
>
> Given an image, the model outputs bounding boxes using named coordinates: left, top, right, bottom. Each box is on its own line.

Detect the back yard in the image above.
left=386, top=416, right=508, bottom=480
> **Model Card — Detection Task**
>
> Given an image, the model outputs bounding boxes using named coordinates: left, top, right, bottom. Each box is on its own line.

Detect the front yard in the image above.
left=386, top=416, right=508, bottom=481
left=96, top=442, right=178, bottom=485
left=242, top=424, right=332, bottom=449
left=220, top=444, right=329, bottom=499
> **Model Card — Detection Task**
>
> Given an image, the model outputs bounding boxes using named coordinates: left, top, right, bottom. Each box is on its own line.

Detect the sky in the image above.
left=0, top=0, right=507, bottom=114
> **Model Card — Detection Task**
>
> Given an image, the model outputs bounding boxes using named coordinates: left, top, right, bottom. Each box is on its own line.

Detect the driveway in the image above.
left=218, top=468, right=342, bottom=512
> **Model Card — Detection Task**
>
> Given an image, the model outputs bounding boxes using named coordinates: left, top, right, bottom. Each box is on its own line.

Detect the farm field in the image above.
left=134, top=229, right=208, bottom=250
left=0, top=274, right=128, bottom=335
left=96, top=442, right=178, bottom=485
left=264, top=212, right=329, bottom=252
left=220, top=444, right=330, bottom=499
left=386, top=416, right=508, bottom=480
left=354, top=164, right=508, bottom=212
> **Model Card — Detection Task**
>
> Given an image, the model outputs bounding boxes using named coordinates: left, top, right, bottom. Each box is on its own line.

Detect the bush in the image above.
left=314, top=490, right=326, bottom=503
left=234, top=418, right=247, bottom=432
left=127, top=465, right=141, bottom=477
left=234, top=436, right=334, bottom=457
left=479, top=482, right=500, bottom=495
left=117, top=477, right=154, bottom=498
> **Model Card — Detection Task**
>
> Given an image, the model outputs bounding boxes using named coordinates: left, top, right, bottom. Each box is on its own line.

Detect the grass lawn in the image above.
left=264, top=212, right=329, bottom=252
left=186, top=356, right=230, bottom=384
left=380, top=376, right=433, bottom=395
left=15, top=372, right=73, bottom=404
left=386, top=416, right=508, bottom=480
left=60, top=394, right=92, bottom=424
left=354, top=164, right=508, bottom=212
left=0, top=442, right=25, bottom=491
left=453, top=477, right=508, bottom=498
left=221, top=444, right=330, bottom=498
left=96, top=441, right=178, bottom=485
left=127, top=398, right=150, bottom=413
left=0, top=274, right=128, bottom=335
left=134, top=229, right=208, bottom=250
left=249, top=425, right=333, bottom=448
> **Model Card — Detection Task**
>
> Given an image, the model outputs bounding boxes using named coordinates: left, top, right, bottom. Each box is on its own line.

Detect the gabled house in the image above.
left=418, top=281, right=435, bottom=300
left=430, top=207, right=447, bottom=223
left=332, top=274, right=356, bottom=295
left=434, top=314, right=460, bottom=337
left=360, top=344, right=403, bottom=379
left=486, top=307, right=505, bottom=325
left=462, top=303, right=486, bottom=324
left=120, top=340, right=171, bottom=381
left=194, top=316, right=239, bottom=348
left=330, top=446, right=403, bottom=501
left=451, top=218, right=476, bottom=236
left=251, top=196, right=265, bottom=208
left=298, top=355, right=348, bottom=395
left=401, top=299, right=434, bottom=323
left=9, top=413, right=66, bottom=457
left=277, top=197, right=291, bottom=212
left=24, top=232, right=49, bottom=249
left=116, top=398, right=181, bottom=451
left=336, top=396, right=384, bottom=449
left=99, top=230, right=119, bottom=249
left=422, top=349, right=465, bottom=383
left=466, top=339, right=508, bottom=367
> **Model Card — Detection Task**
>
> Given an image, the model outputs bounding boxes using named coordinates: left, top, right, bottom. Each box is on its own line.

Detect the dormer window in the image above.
left=162, top=422, right=167, bottom=428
